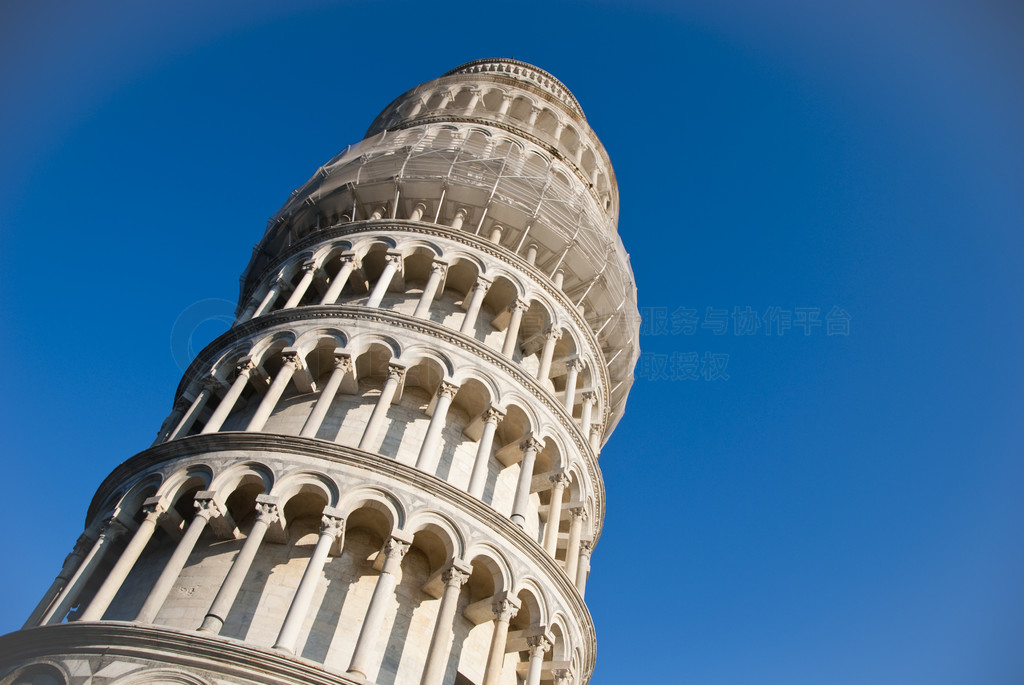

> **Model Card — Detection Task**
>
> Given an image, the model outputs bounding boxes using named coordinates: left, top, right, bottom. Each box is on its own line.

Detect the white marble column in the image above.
left=167, top=377, right=220, bottom=440
left=552, top=668, right=572, bottom=685
left=408, top=202, right=427, bottom=221
left=300, top=353, right=352, bottom=438
left=525, top=635, right=552, bottom=685
left=413, top=260, right=447, bottom=318
left=449, top=207, right=468, bottom=231
left=576, top=541, right=592, bottom=595
left=468, top=407, right=504, bottom=498
left=419, top=562, right=472, bottom=685
left=564, top=507, right=586, bottom=582
left=136, top=494, right=223, bottom=624
left=497, top=94, right=511, bottom=116
left=319, top=254, right=359, bottom=305
left=460, top=277, right=492, bottom=334
left=510, top=438, right=543, bottom=527
left=542, top=474, right=571, bottom=556
left=347, top=535, right=412, bottom=679
left=200, top=360, right=255, bottom=434
left=415, top=381, right=459, bottom=471
left=366, top=253, right=402, bottom=308
left=25, top=533, right=95, bottom=627
left=589, top=422, right=602, bottom=454
left=562, top=359, right=584, bottom=412
left=80, top=498, right=166, bottom=621
left=246, top=349, right=301, bottom=432
left=199, top=496, right=279, bottom=633
left=358, top=363, right=406, bottom=450
left=42, top=519, right=128, bottom=625
left=579, top=392, right=596, bottom=435
left=482, top=598, right=519, bottom=685
left=274, top=511, right=345, bottom=653
left=282, top=261, right=318, bottom=309
left=526, top=106, right=540, bottom=126
left=536, top=327, right=561, bottom=381
left=252, top=278, right=285, bottom=318
left=501, top=299, right=529, bottom=357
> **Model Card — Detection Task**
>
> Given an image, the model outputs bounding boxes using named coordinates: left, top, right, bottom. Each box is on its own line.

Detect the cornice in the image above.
left=239, top=220, right=618, bottom=429
left=173, top=305, right=606, bottom=531
left=81, top=432, right=599, bottom=672
left=0, top=622, right=361, bottom=685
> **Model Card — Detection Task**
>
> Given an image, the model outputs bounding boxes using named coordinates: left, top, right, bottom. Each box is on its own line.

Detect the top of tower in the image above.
left=442, top=58, right=585, bottom=119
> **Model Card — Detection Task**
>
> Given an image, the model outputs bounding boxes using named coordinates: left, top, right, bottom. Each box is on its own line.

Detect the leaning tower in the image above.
left=1, top=59, right=639, bottom=685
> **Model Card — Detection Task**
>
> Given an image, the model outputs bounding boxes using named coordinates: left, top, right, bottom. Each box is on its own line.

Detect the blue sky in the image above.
left=2, top=1, right=1022, bottom=683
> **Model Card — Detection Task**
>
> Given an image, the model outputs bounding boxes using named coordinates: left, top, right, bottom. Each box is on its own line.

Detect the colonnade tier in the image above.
left=153, top=309, right=604, bottom=548
left=237, top=118, right=639, bottom=429
left=235, top=221, right=634, bottom=436
left=28, top=433, right=594, bottom=684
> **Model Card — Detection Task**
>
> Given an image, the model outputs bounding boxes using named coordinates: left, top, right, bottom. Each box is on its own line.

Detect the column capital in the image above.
left=569, top=506, right=588, bottom=521
left=441, top=564, right=471, bottom=589
left=582, top=390, right=597, bottom=404
left=483, top=406, right=506, bottom=424
left=474, top=276, right=493, bottom=293
left=280, top=348, right=303, bottom=369
left=544, top=326, right=563, bottom=341
left=235, top=358, right=256, bottom=377
left=526, top=634, right=552, bottom=656
left=491, top=597, right=519, bottom=622
left=521, top=436, right=544, bottom=454
left=338, top=252, right=357, bottom=265
left=300, top=259, right=317, bottom=273
left=552, top=668, right=572, bottom=684
left=579, top=540, right=593, bottom=558
left=386, top=363, right=407, bottom=383
left=550, top=472, right=572, bottom=488
left=430, top=260, right=449, bottom=276
left=201, top=375, right=223, bottom=392
left=508, top=298, right=530, bottom=314
left=332, top=352, right=353, bottom=371
left=566, top=357, right=587, bottom=373
left=254, top=495, right=281, bottom=524
left=193, top=493, right=225, bottom=521
left=140, top=496, right=167, bottom=521
left=590, top=422, right=603, bottom=438
left=320, top=513, right=345, bottom=539
left=437, top=380, right=460, bottom=400
left=104, top=517, right=132, bottom=541
left=384, top=251, right=403, bottom=265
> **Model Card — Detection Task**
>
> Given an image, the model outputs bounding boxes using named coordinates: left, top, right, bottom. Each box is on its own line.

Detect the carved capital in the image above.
left=582, top=391, right=596, bottom=404
left=492, top=598, right=519, bottom=622
left=332, top=352, right=353, bottom=372
left=280, top=350, right=302, bottom=370
left=483, top=406, right=506, bottom=424
left=527, top=634, right=552, bottom=656
left=552, top=668, right=572, bottom=685
left=509, top=298, right=530, bottom=314
left=384, top=252, right=403, bottom=266
left=104, top=517, right=131, bottom=541
left=254, top=499, right=280, bottom=525
left=566, top=357, right=587, bottom=373
left=569, top=506, right=588, bottom=522
left=201, top=375, right=223, bottom=392
left=320, top=514, right=345, bottom=539
left=429, top=260, right=448, bottom=276
left=140, top=497, right=166, bottom=522
left=473, top=277, right=492, bottom=294
left=589, top=422, right=603, bottom=438
left=386, top=364, right=407, bottom=383
left=442, top=565, right=471, bottom=588
left=544, top=326, right=563, bottom=341
left=300, top=260, right=317, bottom=273
left=193, top=496, right=224, bottom=521
left=437, top=381, right=460, bottom=400
left=550, top=473, right=572, bottom=489
left=579, top=540, right=593, bottom=558
left=520, top=436, right=544, bottom=454
left=235, top=358, right=256, bottom=377
left=384, top=536, right=411, bottom=563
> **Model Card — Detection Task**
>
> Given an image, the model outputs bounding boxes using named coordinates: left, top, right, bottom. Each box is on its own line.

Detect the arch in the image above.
left=1, top=663, right=69, bottom=685
left=464, top=541, right=513, bottom=595
left=337, top=485, right=406, bottom=531
left=111, top=670, right=211, bottom=685
left=270, top=470, right=339, bottom=508
left=247, top=330, right=297, bottom=367
left=405, top=509, right=466, bottom=568
left=511, top=579, right=548, bottom=629
left=155, top=464, right=213, bottom=504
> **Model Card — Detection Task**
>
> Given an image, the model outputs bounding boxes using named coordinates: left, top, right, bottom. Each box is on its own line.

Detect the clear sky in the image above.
left=2, top=1, right=1022, bottom=683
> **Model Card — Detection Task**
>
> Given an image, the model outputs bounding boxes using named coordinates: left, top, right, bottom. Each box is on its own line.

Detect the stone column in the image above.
left=576, top=542, right=592, bottom=595
left=459, top=277, right=491, bottom=334
left=552, top=668, right=572, bottom=685
left=497, top=95, right=511, bottom=116
left=525, top=635, right=552, bottom=685
left=282, top=261, right=318, bottom=309
left=80, top=498, right=166, bottom=621
left=152, top=396, right=190, bottom=445
left=168, top=377, right=220, bottom=440
left=413, top=260, right=447, bottom=318
left=300, top=353, right=352, bottom=438
left=415, top=381, right=459, bottom=471
left=589, top=422, right=602, bottom=454
left=501, top=299, right=530, bottom=357
left=347, top=535, right=412, bottom=679
left=136, top=493, right=223, bottom=624
left=319, top=254, right=358, bottom=305
left=358, top=363, right=406, bottom=450
left=42, top=519, right=128, bottom=625
left=579, top=392, right=596, bottom=435
left=237, top=296, right=260, bottom=323
left=562, top=359, right=584, bottom=412
left=199, top=496, right=279, bottom=633
left=449, top=207, right=468, bottom=231
left=252, top=278, right=285, bottom=318
left=408, top=202, right=427, bottom=222
left=510, top=438, right=543, bottom=527
left=526, top=106, right=540, bottom=126
left=366, top=253, right=402, bottom=308
left=468, top=407, right=504, bottom=498
left=24, top=533, right=95, bottom=627
left=465, top=89, right=481, bottom=112
left=542, top=474, right=571, bottom=556
left=419, top=562, right=472, bottom=685
left=274, top=511, right=345, bottom=653
left=481, top=598, right=519, bottom=685
left=245, top=349, right=301, bottom=432
left=200, top=359, right=255, bottom=434
left=564, top=507, right=586, bottom=582
left=536, top=327, right=561, bottom=381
